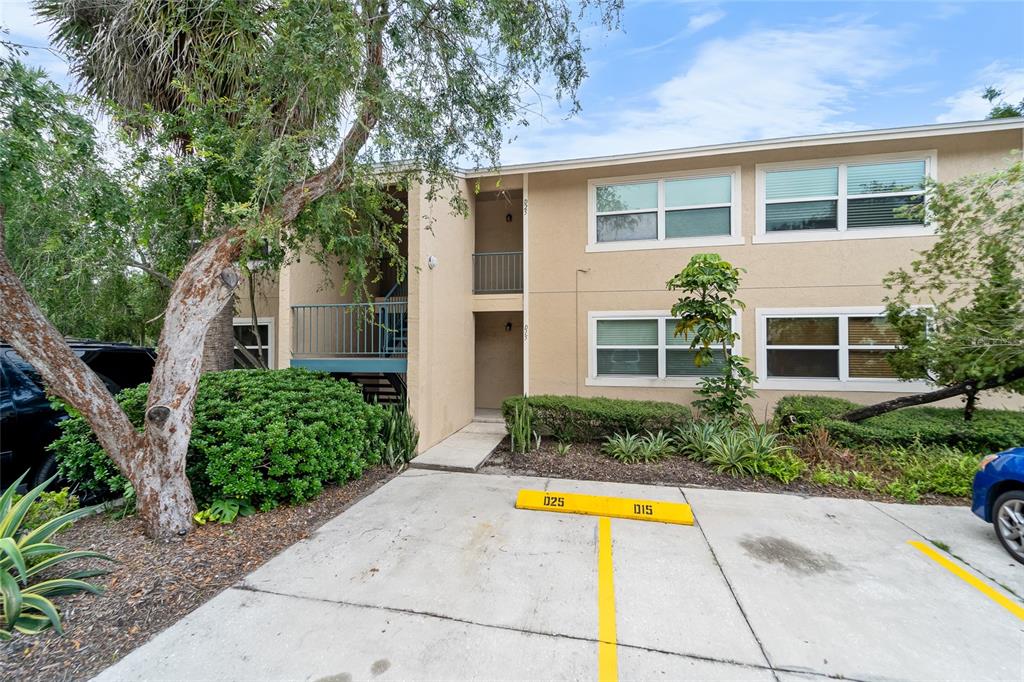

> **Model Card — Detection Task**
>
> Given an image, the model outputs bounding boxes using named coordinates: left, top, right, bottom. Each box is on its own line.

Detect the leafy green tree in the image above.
left=841, top=162, right=1024, bottom=422
left=0, top=1, right=620, bottom=538
left=984, top=86, right=1024, bottom=119
left=667, top=254, right=756, bottom=419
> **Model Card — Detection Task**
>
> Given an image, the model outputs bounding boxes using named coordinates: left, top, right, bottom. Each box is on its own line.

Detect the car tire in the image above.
left=31, top=453, right=60, bottom=489
left=993, top=490, right=1024, bottom=565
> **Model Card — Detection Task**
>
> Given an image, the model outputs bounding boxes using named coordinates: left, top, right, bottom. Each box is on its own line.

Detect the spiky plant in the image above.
left=0, top=473, right=112, bottom=640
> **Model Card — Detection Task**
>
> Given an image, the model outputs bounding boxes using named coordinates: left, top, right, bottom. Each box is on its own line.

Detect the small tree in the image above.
left=667, top=254, right=756, bottom=419
left=840, top=162, right=1024, bottom=423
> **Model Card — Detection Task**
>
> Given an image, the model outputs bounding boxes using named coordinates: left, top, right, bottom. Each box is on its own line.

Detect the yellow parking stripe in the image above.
left=908, top=540, right=1024, bottom=621
left=597, top=517, right=618, bottom=682
left=516, top=489, right=694, bottom=525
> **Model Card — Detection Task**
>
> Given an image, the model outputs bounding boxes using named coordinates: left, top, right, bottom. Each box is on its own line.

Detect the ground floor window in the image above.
left=757, top=308, right=909, bottom=388
left=589, top=311, right=736, bottom=386
left=232, top=317, right=274, bottom=369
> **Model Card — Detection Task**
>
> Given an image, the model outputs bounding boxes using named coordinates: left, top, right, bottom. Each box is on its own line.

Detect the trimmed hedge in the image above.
left=502, top=394, right=692, bottom=441
left=775, top=395, right=1024, bottom=453
left=51, top=369, right=384, bottom=510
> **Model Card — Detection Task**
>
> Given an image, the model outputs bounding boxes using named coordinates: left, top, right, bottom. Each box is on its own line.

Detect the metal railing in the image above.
left=292, top=300, right=408, bottom=357
left=472, top=251, right=523, bottom=294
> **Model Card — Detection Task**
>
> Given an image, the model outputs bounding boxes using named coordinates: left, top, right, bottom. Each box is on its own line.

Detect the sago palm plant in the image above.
left=0, top=473, right=112, bottom=640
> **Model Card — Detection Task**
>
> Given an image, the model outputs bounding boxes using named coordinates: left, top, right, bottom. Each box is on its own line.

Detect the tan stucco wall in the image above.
left=474, top=311, right=524, bottom=409
left=475, top=193, right=523, bottom=253
left=407, top=180, right=477, bottom=451
left=522, top=129, right=1024, bottom=416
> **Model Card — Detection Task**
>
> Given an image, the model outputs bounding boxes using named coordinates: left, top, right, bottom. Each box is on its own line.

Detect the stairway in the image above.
left=343, top=372, right=406, bottom=405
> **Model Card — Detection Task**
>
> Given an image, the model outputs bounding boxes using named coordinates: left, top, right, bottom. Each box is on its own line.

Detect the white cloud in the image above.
left=501, top=18, right=910, bottom=164
left=936, top=63, right=1024, bottom=123
left=687, top=9, right=725, bottom=34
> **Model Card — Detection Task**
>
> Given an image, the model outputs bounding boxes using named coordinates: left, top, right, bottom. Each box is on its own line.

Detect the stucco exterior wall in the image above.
left=522, top=129, right=1024, bottom=415
left=474, top=311, right=524, bottom=409
left=475, top=193, right=523, bottom=253
left=407, top=180, right=477, bottom=451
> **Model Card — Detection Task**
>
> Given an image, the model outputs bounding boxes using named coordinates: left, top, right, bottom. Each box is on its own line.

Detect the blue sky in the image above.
left=3, top=1, right=1023, bottom=165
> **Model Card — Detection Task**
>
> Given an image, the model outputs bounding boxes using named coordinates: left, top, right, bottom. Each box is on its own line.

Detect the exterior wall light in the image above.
left=427, top=255, right=438, bottom=270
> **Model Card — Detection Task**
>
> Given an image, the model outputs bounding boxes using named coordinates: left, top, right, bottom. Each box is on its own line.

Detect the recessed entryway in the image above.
left=475, top=311, right=523, bottom=411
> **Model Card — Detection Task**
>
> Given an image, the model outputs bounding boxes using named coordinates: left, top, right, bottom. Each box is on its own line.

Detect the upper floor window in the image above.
left=755, top=152, right=935, bottom=243
left=588, top=168, right=741, bottom=252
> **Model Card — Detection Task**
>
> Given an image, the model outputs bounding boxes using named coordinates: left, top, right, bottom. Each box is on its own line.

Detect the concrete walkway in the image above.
left=93, top=470, right=1023, bottom=681
left=408, top=418, right=505, bottom=472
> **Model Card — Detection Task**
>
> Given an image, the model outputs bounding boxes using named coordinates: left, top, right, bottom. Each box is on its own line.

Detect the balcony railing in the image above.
left=473, top=251, right=523, bottom=294
left=292, top=301, right=407, bottom=358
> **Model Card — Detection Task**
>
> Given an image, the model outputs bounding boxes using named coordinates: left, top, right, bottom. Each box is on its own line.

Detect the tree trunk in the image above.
left=963, top=388, right=978, bottom=422
left=201, top=297, right=236, bottom=372
left=839, top=366, right=1024, bottom=422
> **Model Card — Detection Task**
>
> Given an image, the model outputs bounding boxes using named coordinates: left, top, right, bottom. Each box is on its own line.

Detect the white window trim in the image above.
left=586, top=310, right=741, bottom=388
left=587, top=167, right=743, bottom=253
left=232, top=316, right=275, bottom=369
left=755, top=307, right=930, bottom=392
left=753, top=150, right=938, bottom=244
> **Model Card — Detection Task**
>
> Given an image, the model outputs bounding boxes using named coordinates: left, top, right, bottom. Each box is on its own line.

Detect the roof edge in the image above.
left=463, top=117, right=1024, bottom=177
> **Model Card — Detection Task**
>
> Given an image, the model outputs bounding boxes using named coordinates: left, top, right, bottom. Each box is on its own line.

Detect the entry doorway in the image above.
left=474, top=311, right=523, bottom=410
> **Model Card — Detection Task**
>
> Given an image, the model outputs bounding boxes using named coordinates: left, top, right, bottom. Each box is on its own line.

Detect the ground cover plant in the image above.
left=52, top=369, right=384, bottom=513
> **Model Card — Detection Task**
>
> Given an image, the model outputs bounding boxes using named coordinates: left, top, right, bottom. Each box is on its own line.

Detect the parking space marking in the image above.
left=598, top=517, right=618, bottom=682
left=516, top=489, right=694, bottom=525
left=908, top=540, right=1024, bottom=621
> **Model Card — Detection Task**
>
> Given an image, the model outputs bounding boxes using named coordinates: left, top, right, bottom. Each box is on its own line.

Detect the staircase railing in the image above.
left=292, top=300, right=407, bottom=358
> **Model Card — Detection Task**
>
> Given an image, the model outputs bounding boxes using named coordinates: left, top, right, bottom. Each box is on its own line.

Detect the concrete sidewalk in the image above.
left=94, top=471, right=1023, bottom=681
left=408, top=420, right=505, bottom=472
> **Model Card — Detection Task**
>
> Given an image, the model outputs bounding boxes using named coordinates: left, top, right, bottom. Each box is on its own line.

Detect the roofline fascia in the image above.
left=461, top=117, right=1024, bottom=178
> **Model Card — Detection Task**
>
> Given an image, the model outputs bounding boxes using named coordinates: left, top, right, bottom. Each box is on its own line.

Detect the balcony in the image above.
left=472, top=251, right=523, bottom=294
left=291, top=300, right=407, bottom=373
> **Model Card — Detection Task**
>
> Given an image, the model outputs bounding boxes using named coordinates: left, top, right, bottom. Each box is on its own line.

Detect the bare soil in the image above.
left=0, top=466, right=395, bottom=682
left=482, top=438, right=968, bottom=506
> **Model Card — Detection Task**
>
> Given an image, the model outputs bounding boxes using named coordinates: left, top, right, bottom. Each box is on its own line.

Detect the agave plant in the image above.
left=673, top=419, right=732, bottom=461
left=602, top=432, right=645, bottom=464
left=380, top=402, right=420, bottom=469
left=638, top=430, right=675, bottom=462
left=705, top=430, right=759, bottom=477
left=0, top=473, right=112, bottom=640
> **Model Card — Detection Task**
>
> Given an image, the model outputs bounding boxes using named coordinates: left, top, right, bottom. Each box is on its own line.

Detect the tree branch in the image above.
left=839, top=365, right=1024, bottom=422
left=127, top=259, right=174, bottom=288
left=0, top=204, right=142, bottom=468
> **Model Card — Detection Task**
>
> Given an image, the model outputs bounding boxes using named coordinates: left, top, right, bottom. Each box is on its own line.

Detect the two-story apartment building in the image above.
left=236, top=117, right=1024, bottom=453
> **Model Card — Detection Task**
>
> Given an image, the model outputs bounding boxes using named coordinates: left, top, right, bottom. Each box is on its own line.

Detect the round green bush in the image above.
left=51, top=369, right=384, bottom=510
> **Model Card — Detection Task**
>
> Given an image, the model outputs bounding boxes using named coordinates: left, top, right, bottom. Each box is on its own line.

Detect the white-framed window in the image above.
left=754, top=151, right=936, bottom=243
left=232, top=317, right=275, bottom=369
left=587, top=167, right=742, bottom=252
left=755, top=307, right=929, bottom=392
left=587, top=310, right=740, bottom=388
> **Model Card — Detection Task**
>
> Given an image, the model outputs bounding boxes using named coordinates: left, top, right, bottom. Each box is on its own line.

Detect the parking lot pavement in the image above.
left=95, top=471, right=1024, bottom=682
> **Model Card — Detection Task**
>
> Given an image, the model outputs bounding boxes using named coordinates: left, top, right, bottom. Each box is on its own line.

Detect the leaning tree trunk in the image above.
left=201, top=297, right=237, bottom=372
left=839, top=366, right=1024, bottom=422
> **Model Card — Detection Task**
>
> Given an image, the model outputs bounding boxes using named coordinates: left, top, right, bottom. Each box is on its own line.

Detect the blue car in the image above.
left=973, top=447, right=1024, bottom=564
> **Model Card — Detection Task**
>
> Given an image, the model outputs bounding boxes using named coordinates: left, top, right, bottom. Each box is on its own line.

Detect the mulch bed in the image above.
left=483, top=438, right=968, bottom=506
left=0, top=466, right=395, bottom=682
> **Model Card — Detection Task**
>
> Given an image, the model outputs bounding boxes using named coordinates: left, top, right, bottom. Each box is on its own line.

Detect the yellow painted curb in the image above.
left=516, top=489, right=694, bottom=525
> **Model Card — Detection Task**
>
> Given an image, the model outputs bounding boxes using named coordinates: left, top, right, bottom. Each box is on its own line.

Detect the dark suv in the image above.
left=0, top=341, right=155, bottom=491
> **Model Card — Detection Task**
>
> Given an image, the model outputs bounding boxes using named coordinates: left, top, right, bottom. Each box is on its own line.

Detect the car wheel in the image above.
left=31, top=453, right=60, bottom=489
left=994, top=491, right=1024, bottom=565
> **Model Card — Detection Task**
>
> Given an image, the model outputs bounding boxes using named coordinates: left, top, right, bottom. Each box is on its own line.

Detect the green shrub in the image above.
left=379, top=402, right=419, bottom=468
left=51, top=369, right=384, bottom=511
left=705, top=430, right=759, bottom=476
left=555, top=442, right=572, bottom=456
left=13, top=489, right=79, bottom=532
left=638, top=430, right=675, bottom=461
left=601, top=433, right=645, bottom=463
left=876, top=441, right=978, bottom=498
left=1, top=474, right=111, bottom=639
left=775, top=395, right=1024, bottom=453
left=673, top=419, right=732, bottom=461
left=758, top=450, right=806, bottom=484
left=503, top=395, right=691, bottom=442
